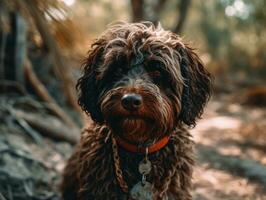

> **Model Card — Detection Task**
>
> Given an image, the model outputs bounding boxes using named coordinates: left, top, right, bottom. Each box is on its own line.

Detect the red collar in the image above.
left=115, top=136, right=170, bottom=154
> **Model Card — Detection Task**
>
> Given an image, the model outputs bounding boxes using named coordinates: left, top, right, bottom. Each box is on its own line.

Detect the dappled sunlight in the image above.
left=196, top=116, right=241, bottom=131
left=226, top=103, right=242, bottom=113
left=192, top=114, right=242, bottom=145
left=61, top=0, right=76, bottom=7
left=193, top=97, right=266, bottom=199
left=224, top=0, right=251, bottom=19
left=194, top=166, right=261, bottom=199
left=216, top=144, right=266, bottom=165
left=245, top=149, right=266, bottom=165
left=217, top=145, right=242, bottom=157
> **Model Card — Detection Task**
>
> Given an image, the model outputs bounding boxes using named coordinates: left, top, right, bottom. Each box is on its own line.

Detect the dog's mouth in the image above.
left=116, top=114, right=153, bottom=124
left=120, top=117, right=145, bottom=127
left=106, top=114, right=155, bottom=141
left=120, top=122, right=152, bottom=143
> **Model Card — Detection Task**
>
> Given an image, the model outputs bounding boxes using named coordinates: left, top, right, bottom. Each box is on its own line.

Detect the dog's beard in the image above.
left=111, top=116, right=156, bottom=143
left=100, top=87, right=176, bottom=144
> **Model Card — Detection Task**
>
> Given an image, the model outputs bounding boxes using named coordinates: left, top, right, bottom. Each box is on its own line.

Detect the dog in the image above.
left=60, top=22, right=212, bottom=200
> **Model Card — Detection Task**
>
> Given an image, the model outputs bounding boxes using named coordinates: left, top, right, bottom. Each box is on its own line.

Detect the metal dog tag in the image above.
left=130, top=181, right=154, bottom=200
left=138, top=160, right=151, bottom=175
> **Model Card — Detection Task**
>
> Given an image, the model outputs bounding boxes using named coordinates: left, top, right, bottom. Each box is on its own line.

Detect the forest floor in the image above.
left=193, top=93, right=266, bottom=200
left=0, top=83, right=266, bottom=200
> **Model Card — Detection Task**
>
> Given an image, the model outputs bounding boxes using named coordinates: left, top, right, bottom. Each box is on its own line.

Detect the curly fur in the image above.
left=61, top=22, right=212, bottom=200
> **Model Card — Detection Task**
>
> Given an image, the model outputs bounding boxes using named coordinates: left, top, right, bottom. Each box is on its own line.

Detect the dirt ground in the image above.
left=192, top=94, right=266, bottom=200
left=0, top=91, right=266, bottom=199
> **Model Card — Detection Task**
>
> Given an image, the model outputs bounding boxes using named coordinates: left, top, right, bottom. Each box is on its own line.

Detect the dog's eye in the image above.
left=117, top=68, right=123, bottom=74
left=116, top=67, right=127, bottom=75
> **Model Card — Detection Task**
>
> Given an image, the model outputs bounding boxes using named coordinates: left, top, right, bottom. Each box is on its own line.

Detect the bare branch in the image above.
left=24, top=0, right=80, bottom=113
left=14, top=110, right=79, bottom=144
left=24, top=58, right=78, bottom=128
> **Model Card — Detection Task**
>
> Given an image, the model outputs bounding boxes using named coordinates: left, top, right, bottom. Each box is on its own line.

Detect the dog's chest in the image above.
left=117, top=145, right=177, bottom=199
left=119, top=149, right=145, bottom=186
left=80, top=130, right=193, bottom=200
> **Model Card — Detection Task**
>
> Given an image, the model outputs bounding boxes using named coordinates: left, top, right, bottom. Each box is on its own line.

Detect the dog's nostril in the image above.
left=121, top=93, right=143, bottom=110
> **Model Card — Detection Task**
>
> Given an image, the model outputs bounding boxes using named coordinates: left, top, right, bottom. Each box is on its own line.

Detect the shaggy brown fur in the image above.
left=61, top=22, right=212, bottom=200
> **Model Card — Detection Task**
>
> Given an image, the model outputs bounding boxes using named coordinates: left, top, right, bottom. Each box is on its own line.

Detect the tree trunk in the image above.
left=2, top=12, right=27, bottom=84
left=131, top=0, right=145, bottom=22
left=152, top=0, right=168, bottom=24
left=173, top=0, right=191, bottom=34
left=25, top=1, right=80, bottom=113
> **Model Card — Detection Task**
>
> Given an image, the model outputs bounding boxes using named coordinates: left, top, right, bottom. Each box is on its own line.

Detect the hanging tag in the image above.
left=130, top=147, right=154, bottom=200
left=130, top=181, right=154, bottom=200
left=138, top=159, right=151, bottom=175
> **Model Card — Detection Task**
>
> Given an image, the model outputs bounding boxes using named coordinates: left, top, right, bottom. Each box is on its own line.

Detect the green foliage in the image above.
left=195, top=0, right=266, bottom=75
left=53, top=0, right=266, bottom=76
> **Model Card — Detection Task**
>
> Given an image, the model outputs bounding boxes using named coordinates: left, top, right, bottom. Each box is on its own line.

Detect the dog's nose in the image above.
left=121, top=93, right=143, bottom=110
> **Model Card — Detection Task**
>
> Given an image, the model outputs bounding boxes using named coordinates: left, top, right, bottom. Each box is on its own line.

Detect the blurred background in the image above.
left=0, top=0, right=266, bottom=199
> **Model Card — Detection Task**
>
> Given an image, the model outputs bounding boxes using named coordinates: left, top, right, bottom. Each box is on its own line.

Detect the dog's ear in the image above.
left=179, top=45, right=212, bottom=127
left=76, top=39, right=106, bottom=123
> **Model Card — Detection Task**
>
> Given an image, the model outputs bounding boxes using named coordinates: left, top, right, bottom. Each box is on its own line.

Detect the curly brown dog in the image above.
left=60, top=22, right=212, bottom=200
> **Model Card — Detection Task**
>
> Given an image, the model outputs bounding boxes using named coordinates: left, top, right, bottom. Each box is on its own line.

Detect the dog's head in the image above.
left=77, top=22, right=211, bottom=143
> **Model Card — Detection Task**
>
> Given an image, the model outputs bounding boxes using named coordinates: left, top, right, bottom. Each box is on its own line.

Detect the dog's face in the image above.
left=77, top=22, right=211, bottom=143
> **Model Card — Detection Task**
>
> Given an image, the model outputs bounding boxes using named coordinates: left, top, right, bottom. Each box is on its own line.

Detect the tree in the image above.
left=130, top=0, right=192, bottom=34
left=0, top=0, right=80, bottom=127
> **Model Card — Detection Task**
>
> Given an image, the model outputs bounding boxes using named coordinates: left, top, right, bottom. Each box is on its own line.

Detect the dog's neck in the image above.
left=114, top=135, right=170, bottom=154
